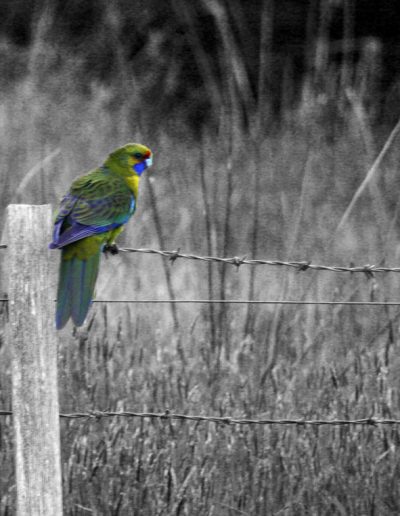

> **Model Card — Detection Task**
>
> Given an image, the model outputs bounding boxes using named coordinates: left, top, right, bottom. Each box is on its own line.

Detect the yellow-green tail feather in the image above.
left=56, top=250, right=100, bottom=329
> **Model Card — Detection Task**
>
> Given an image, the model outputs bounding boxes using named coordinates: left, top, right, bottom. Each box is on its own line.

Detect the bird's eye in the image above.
left=133, top=152, right=142, bottom=159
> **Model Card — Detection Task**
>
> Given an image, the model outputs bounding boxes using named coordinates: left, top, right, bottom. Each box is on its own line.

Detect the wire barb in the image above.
left=231, top=256, right=246, bottom=269
left=361, top=264, right=376, bottom=279
left=296, top=261, right=311, bottom=272
left=169, top=248, right=181, bottom=264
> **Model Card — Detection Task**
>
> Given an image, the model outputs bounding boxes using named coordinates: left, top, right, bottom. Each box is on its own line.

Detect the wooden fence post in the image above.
left=5, top=204, right=63, bottom=515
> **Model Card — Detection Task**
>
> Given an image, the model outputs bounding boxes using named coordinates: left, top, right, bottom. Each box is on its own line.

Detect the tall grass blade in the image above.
left=145, top=175, right=179, bottom=334
left=199, top=139, right=216, bottom=350
left=15, top=148, right=61, bottom=200
left=335, top=116, right=400, bottom=234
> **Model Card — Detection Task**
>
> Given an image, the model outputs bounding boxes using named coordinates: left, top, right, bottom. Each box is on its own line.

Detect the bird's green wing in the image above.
left=67, top=169, right=135, bottom=226
left=51, top=168, right=135, bottom=249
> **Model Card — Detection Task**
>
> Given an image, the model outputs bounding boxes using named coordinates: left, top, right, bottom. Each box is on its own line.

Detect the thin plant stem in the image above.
left=145, top=175, right=179, bottom=334
left=199, top=139, right=216, bottom=349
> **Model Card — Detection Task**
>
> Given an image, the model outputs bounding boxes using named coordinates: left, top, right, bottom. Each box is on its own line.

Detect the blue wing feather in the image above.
left=49, top=221, right=124, bottom=249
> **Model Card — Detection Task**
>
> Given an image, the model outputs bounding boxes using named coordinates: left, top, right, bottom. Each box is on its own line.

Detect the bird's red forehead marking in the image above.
left=144, top=149, right=151, bottom=158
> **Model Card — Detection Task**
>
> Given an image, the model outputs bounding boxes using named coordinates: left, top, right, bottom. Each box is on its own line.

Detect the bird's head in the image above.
left=105, top=143, right=153, bottom=177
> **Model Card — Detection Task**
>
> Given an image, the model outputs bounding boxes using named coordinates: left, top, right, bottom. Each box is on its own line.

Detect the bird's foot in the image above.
left=103, top=243, right=119, bottom=255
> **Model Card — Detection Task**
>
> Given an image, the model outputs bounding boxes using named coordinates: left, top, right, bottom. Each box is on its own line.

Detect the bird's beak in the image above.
left=145, top=156, right=153, bottom=168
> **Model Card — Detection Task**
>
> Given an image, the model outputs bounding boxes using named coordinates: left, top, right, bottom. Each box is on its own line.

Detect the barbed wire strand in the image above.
left=0, top=409, right=398, bottom=426
left=1, top=298, right=400, bottom=306
left=92, top=299, right=400, bottom=306
left=1, top=244, right=400, bottom=274
left=118, top=247, right=399, bottom=275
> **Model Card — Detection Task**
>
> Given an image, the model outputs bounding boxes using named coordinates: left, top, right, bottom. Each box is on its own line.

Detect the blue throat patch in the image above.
left=133, top=156, right=152, bottom=175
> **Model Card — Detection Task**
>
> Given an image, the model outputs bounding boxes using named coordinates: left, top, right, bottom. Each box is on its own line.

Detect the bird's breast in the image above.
left=124, top=175, right=140, bottom=199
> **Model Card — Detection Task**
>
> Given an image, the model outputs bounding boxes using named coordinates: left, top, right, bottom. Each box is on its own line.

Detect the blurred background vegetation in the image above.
left=1, top=0, right=400, bottom=135
left=2, top=1, right=400, bottom=514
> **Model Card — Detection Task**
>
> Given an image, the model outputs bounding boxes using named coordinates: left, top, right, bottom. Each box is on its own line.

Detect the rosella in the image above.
left=49, top=143, right=152, bottom=329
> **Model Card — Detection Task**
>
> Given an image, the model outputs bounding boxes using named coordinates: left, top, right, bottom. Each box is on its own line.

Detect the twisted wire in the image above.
left=1, top=244, right=399, bottom=275
left=0, top=409, right=398, bottom=426
left=118, top=247, right=396, bottom=275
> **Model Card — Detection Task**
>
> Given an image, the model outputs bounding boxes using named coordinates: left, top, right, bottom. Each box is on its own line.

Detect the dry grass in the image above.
left=2, top=117, right=400, bottom=513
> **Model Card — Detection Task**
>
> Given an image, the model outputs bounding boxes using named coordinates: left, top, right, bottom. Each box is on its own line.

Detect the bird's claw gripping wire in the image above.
left=103, top=244, right=119, bottom=255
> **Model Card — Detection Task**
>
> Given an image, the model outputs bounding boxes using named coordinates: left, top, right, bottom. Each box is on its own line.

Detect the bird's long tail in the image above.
left=56, top=249, right=101, bottom=329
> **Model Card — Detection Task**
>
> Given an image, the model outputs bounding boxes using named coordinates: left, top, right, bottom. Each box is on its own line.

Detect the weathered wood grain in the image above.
left=6, top=204, right=62, bottom=515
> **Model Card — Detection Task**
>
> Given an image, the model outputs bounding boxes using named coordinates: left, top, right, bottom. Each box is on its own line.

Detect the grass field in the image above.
left=2, top=10, right=400, bottom=514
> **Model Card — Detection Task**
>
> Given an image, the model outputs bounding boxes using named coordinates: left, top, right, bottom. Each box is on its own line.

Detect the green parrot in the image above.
left=49, top=143, right=153, bottom=329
